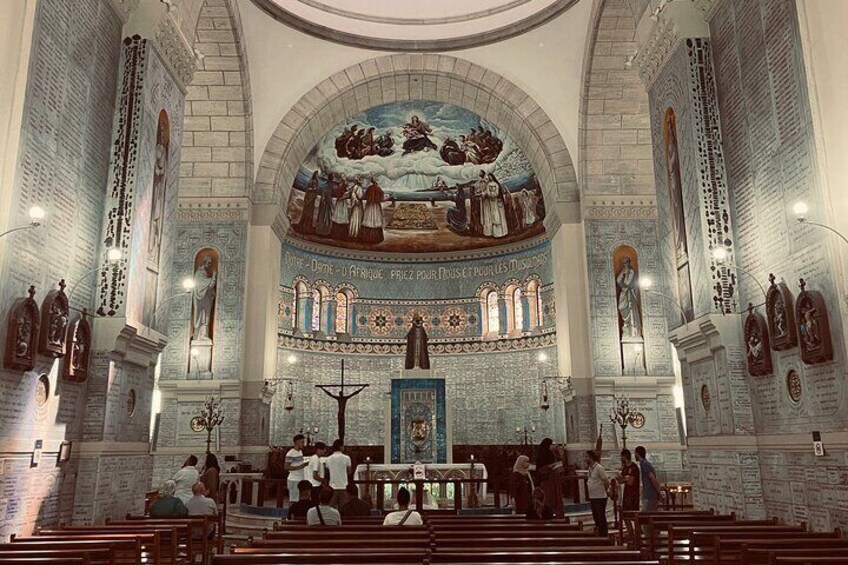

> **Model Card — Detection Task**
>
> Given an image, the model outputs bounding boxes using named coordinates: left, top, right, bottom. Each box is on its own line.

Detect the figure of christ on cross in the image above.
left=315, top=359, right=369, bottom=444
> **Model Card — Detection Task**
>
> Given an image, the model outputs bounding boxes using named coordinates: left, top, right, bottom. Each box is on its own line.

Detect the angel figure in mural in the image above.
left=193, top=254, right=217, bottom=340
left=401, top=115, right=438, bottom=155
left=616, top=257, right=642, bottom=338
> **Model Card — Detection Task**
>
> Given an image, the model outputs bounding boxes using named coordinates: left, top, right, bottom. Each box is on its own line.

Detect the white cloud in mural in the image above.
left=299, top=100, right=532, bottom=192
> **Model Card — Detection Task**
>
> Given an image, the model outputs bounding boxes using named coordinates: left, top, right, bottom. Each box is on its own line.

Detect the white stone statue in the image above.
left=616, top=257, right=642, bottom=338
left=193, top=254, right=217, bottom=340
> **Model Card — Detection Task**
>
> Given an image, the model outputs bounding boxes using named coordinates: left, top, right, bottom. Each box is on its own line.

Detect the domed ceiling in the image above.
left=251, top=0, right=578, bottom=50
left=285, top=100, right=546, bottom=254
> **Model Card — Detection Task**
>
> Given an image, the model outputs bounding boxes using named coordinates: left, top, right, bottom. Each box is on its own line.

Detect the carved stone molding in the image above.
left=152, top=14, right=197, bottom=92
left=105, top=0, right=140, bottom=23
left=582, top=196, right=658, bottom=220
left=635, top=15, right=680, bottom=89
left=177, top=200, right=250, bottom=223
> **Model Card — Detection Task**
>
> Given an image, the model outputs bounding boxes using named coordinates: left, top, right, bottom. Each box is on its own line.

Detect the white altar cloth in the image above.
left=354, top=463, right=488, bottom=501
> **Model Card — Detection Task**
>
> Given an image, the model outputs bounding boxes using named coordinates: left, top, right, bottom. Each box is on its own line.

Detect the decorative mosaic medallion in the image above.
left=35, top=374, right=49, bottom=407
left=126, top=389, right=136, bottom=416
left=700, top=384, right=712, bottom=412
left=787, top=370, right=802, bottom=403
left=367, top=308, right=394, bottom=335
left=631, top=412, right=645, bottom=429
left=190, top=416, right=206, bottom=432
left=440, top=307, right=469, bottom=334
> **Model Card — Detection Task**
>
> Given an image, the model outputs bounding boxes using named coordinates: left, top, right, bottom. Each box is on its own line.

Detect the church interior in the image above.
left=1, top=0, right=847, bottom=561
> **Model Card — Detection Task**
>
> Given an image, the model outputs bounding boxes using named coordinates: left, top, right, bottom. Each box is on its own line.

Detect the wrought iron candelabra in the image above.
left=608, top=395, right=638, bottom=449
left=515, top=425, right=536, bottom=445
left=192, top=395, right=225, bottom=454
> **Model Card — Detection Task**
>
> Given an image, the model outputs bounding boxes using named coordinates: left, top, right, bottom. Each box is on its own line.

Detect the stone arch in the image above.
left=180, top=0, right=255, bottom=199
left=254, top=54, right=578, bottom=233
left=577, top=0, right=654, bottom=196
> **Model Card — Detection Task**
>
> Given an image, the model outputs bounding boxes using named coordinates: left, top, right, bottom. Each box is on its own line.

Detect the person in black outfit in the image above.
left=287, top=480, right=314, bottom=521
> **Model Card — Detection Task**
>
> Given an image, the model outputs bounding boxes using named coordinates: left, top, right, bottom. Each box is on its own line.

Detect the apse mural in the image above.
left=286, top=100, right=546, bottom=253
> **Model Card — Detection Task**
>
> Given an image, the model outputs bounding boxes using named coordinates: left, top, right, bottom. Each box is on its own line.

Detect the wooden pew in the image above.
left=429, top=549, right=646, bottom=563
left=742, top=547, right=848, bottom=565
left=0, top=549, right=112, bottom=564
left=692, top=532, right=847, bottom=564
left=13, top=532, right=159, bottom=565
left=0, top=559, right=88, bottom=565
left=774, top=558, right=848, bottom=565
left=643, top=514, right=750, bottom=555
left=116, top=515, right=216, bottom=563
left=665, top=524, right=803, bottom=563
left=218, top=549, right=427, bottom=564
left=0, top=539, right=141, bottom=565
left=37, top=526, right=181, bottom=565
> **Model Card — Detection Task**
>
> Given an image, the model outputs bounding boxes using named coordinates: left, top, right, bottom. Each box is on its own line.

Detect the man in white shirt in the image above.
left=172, top=455, right=200, bottom=504
left=308, top=442, right=329, bottom=503
left=325, top=439, right=352, bottom=507
left=382, top=487, right=423, bottom=526
left=307, top=488, right=343, bottom=526
left=185, top=481, right=217, bottom=516
left=285, top=434, right=308, bottom=504
left=585, top=450, right=610, bottom=537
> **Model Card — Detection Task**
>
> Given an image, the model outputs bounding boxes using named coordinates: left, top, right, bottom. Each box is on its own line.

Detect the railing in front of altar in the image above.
left=219, top=472, right=589, bottom=513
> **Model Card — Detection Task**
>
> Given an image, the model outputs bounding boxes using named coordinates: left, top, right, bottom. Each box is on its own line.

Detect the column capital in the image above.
left=634, top=0, right=710, bottom=88
left=123, top=0, right=197, bottom=91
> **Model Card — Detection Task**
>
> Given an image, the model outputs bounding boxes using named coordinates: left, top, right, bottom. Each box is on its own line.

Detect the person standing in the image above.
left=296, top=171, right=320, bottom=235
left=635, top=446, right=662, bottom=512
left=509, top=455, right=534, bottom=514
left=199, top=453, right=221, bottom=502
left=325, top=439, right=352, bottom=507
left=535, top=438, right=564, bottom=518
left=285, top=434, right=308, bottom=505
left=315, top=172, right=334, bottom=237
left=470, top=170, right=486, bottom=236
left=619, top=449, right=641, bottom=540
left=172, top=455, right=200, bottom=504
left=308, top=442, right=329, bottom=503
left=329, top=174, right=351, bottom=241
left=480, top=173, right=508, bottom=238
left=361, top=175, right=386, bottom=244
left=586, top=450, right=610, bottom=537
left=348, top=176, right=364, bottom=241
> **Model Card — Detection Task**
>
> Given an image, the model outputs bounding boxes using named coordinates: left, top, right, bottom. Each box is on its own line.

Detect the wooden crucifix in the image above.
left=315, top=359, right=369, bottom=444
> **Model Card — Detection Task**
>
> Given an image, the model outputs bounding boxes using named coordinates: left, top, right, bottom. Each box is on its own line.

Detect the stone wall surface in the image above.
left=0, top=0, right=122, bottom=538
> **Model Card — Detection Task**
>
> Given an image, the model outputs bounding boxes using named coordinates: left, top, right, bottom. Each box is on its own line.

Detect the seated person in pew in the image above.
left=340, top=484, right=372, bottom=518
left=307, top=487, right=343, bottom=526
left=383, top=487, right=423, bottom=526
left=186, top=481, right=217, bottom=540
left=149, top=480, right=188, bottom=518
left=288, top=480, right=315, bottom=521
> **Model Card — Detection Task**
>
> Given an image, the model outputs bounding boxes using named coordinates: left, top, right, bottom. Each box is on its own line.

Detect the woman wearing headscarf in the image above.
left=509, top=455, right=534, bottom=514
left=536, top=438, right=565, bottom=518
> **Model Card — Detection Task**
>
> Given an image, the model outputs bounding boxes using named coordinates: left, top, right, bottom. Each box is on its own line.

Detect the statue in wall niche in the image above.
left=766, top=273, right=797, bottom=350
left=39, top=279, right=69, bottom=357
left=405, top=316, right=430, bottom=370
left=744, top=304, right=772, bottom=377
left=796, top=278, right=833, bottom=364
left=191, top=249, right=219, bottom=343
left=64, top=310, right=92, bottom=382
left=616, top=256, right=642, bottom=338
left=5, top=286, right=40, bottom=371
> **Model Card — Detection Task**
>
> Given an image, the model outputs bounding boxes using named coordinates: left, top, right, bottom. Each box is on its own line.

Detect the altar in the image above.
left=385, top=368, right=452, bottom=463
left=353, top=462, right=488, bottom=508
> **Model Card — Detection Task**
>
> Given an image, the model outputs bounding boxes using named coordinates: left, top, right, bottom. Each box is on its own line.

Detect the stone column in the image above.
left=74, top=0, right=197, bottom=524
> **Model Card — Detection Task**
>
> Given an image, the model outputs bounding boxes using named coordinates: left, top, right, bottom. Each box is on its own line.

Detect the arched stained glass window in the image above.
left=335, top=291, right=349, bottom=333
left=513, top=287, right=523, bottom=332
left=311, top=289, right=321, bottom=332
left=486, top=290, right=499, bottom=336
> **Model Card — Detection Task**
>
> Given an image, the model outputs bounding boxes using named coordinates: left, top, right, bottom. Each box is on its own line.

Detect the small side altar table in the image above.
left=353, top=463, right=488, bottom=510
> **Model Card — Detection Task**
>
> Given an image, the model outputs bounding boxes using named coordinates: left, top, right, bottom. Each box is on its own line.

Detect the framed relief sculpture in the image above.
left=63, top=310, right=92, bottom=382
left=39, top=279, right=69, bottom=358
left=744, top=304, right=772, bottom=376
left=766, top=274, right=797, bottom=351
left=796, top=278, right=833, bottom=364
left=5, top=286, right=40, bottom=371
